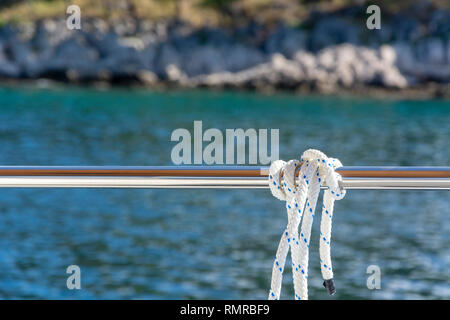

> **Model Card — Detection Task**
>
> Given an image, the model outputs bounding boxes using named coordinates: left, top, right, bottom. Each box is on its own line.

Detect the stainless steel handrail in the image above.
left=0, top=166, right=448, bottom=189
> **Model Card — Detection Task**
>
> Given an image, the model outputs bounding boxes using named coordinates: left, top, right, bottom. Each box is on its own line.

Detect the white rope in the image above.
left=268, top=149, right=346, bottom=300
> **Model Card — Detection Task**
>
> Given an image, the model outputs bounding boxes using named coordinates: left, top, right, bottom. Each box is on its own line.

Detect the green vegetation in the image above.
left=0, top=0, right=448, bottom=27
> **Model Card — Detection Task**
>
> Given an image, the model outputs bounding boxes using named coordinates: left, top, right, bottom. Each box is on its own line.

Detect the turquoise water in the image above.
left=0, top=86, right=448, bottom=299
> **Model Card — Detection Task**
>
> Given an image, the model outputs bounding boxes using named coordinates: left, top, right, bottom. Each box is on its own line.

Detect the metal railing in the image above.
left=0, top=166, right=449, bottom=190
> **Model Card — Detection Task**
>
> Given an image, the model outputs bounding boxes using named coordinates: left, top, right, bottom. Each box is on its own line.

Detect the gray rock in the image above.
left=96, top=33, right=149, bottom=77
left=309, top=18, right=360, bottom=51
left=137, top=70, right=158, bottom=85
left=391, top=15, right=422, bottom=42
left=0, top=43, right=20, bottom=77
left=223, top=44, right=267, bottom=72
left=5, top=37, right=32, bottom=68
left=0, top=14, right=447, bottom=90
left=140, top=44, right=157, bottom=71
left=40, top=19, right=73, bottom=46
left=447, top=40, right=450, bottom=64
left=393, top=42, right=416, bottom=71
left=181, top=45, right=225, bottom=77
left=379, top=68, right=408, bottom=88
left=379, top=45, right=397, bottom=65
left=265, top=26, right=307, bottom=58
left=394, top=41, right=449, bottom=83
left=46, top=37, right=99, bottom=78
left=165, top=64, right=188, bottom=83
left=155, top=43, right=182, bottom=78
left=270, top=53, right=304, bottom=83
left=426, top=38, right=446, bottom=64
left=293, top=50, right=317, bottom=78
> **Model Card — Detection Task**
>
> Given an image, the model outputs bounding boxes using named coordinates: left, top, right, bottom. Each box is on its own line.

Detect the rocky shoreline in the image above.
left=0, top=6, right=449, bottom=97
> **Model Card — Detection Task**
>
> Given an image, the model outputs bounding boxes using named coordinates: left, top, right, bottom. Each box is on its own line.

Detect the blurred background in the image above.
left=0, top=0, right=448, bottom=94
left=0, top=0, right=448, bottom=299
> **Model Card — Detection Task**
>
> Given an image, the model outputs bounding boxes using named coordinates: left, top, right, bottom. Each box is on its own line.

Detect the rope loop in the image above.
left=268, top=149, right=346, bottom=300
left=269, top=160, right=287, bottom=201
left=301, top=149, right=346, bottom=200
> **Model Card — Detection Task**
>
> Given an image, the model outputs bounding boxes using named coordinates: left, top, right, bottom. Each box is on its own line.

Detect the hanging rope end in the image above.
left=323, top=279, right=336, bottom=295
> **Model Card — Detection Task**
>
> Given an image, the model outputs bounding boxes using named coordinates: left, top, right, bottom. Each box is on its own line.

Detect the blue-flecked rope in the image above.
left=268, top=149, right=346, bottom=300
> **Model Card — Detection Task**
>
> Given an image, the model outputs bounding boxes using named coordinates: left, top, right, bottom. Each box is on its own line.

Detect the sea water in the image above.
left=0, top=86, right=448, bottom=299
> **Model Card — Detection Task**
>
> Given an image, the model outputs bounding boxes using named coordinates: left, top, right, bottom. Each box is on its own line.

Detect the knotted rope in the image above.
left=268, top=149, right=346, bottom=300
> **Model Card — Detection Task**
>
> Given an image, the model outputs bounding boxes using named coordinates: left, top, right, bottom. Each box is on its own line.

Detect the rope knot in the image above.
left=301, top=149, right=346, bottom=200
left=268, top=149, right=346, bottom=300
